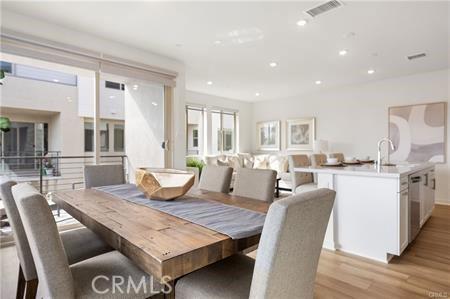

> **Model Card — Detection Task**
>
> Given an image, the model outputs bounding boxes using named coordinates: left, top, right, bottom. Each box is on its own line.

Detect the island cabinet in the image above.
left=293, top=163, right=435, bottom=263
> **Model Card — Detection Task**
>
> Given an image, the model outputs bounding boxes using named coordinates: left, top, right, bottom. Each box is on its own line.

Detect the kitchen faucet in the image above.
left=377, top=138, right=396, bottom=170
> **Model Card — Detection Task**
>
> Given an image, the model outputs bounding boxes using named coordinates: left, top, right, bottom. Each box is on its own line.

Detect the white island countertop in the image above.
left=294, top=162, right=435, bottom=178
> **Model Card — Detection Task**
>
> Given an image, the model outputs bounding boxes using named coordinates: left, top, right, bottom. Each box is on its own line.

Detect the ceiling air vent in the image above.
left=407, top=53, right=426, bottom=60
left=305, top=0, right=343, bottom=17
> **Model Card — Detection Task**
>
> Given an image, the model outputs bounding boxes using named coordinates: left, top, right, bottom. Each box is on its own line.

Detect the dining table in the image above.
left=52, top=186, right=270, bottom=296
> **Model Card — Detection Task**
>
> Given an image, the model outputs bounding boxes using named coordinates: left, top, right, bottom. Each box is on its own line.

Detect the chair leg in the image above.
left=16, top=265, right=25, bottom=299
left=24, top=279, right=38, bottom=299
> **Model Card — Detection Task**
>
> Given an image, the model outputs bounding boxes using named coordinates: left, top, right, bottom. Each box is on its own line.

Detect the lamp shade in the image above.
left=313, top=139, right=328, bottom=153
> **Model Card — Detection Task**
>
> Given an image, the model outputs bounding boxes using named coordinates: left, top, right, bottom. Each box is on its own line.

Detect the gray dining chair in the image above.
left=288, top=154, right=317, bottom=194
left=84, top=164, right=125, bottom=188
left=12, top=182, right=163, bottom=299
left=0, top=180, right=112, bottom=299
left=198, top=165, right=233, bottom=193
left=233, top=168, right=277, bottom=202
left=328, top=153, right=345, bottom=163
left=175, top=188, right=336, bottom=299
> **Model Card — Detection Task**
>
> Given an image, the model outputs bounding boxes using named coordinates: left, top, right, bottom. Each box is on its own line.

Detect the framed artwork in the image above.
left=389, top=102, right=447, bottom=163
left=257, top=120, right=280, bottom=151
left=286, top=118, right=315, bottom=151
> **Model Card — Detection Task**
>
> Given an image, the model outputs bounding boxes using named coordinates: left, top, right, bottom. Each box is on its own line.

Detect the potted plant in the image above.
left=0, top=117, right=11, bottom=132
left=186, top=157, right=205, bottom=176
left=0, top=69, right=4, bottom=85
left=43, top=157, right=54, bottom=176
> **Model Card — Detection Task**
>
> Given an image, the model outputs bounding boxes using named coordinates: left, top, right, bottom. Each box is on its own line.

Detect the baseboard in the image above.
left=435, top=200, right=450, bottom=206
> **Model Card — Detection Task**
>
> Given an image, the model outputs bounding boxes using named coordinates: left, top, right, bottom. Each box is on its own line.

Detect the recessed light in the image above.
left=367, top=69, right=375, bottom=74
left=207, top=81, right=213, bottom=85
left=255, top=92, right=260, bottom=97
left=269, top=62, right=277, bottom=67
left=109, top=95, right=115, bottom=99
left=53, top=79, right=59, bottom=82
left=339, top=49, right=348, bottom=56
left=151, top=102, right=158, bottom=106
left=297, top=19, right=308, bottom=26
left=315, top=80, right=322, bottom=85
left=214, top=40, right=222, bottom=45
left=132, top=84, right=139, bottom=90
left=66, top=96, right=72, bottom=102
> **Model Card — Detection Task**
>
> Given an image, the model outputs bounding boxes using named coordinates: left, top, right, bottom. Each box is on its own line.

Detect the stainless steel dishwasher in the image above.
left=409, top=174, right=422, bottom=242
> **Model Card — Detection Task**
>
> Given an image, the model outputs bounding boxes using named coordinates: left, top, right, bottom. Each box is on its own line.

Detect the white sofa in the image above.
left=189, top=153, right=292, bottom=191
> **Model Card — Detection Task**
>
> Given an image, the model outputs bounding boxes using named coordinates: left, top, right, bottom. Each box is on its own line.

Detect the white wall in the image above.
left=78, top=78, right=125, bottom=120
left=1, top=10, right=186, bottom=168
left=185, top=90, right=253, bottom=153
left=252, top=69, right=450, bottom=204
left=0, top=75, right=83, bottom=155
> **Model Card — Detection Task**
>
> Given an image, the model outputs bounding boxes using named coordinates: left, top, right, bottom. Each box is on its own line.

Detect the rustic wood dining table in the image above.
left=52, top=187, right=270, bottom=287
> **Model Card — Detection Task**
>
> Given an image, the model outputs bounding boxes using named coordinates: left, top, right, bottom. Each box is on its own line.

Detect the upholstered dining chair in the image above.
left=12, top=182, right=162, bottom=299
left=288, top=155, right=317, bottom=194
left=0, top=180, right=112, bottom=299
left=198, top=165, right=233, bottom=193
left=233, top=168, right=277, bottom=202
left=328, top=153, right=345, bottom=163
left=175, top=188, right=336, bottom=299
left=83, top=164, right=125, bottom=188
left=310, top=154, right=327, bottom=183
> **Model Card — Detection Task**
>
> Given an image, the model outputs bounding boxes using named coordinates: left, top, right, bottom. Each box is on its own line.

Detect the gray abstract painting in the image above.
left=389, top=102, right=446, bottom=163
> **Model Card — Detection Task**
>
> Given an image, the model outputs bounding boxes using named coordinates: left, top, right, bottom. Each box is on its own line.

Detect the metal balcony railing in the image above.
left=0, top=154, right=127, bottom=194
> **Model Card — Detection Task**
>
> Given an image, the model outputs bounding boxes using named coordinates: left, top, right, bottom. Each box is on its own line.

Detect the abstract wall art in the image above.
left=389, top=102, right=447, bottom=163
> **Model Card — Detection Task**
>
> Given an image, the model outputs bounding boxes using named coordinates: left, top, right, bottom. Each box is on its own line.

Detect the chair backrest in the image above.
left=310, top=154, right=327, bottom=183
left=233, top=168, right=277, bottom=202
left=13, top=183, right=75, bottom=299
left=0, top=180, right=37, bottom=281
left=249, top=188, right=336, bottom=299
left=84, top=164, right=125, bottom=188
left=310, top=154, right=327, bottom=167
left=328, top=153, right=345, bottom=163
left=288, top=155, right=313, bottom=190
left=198, top=165, right=233, bottom=193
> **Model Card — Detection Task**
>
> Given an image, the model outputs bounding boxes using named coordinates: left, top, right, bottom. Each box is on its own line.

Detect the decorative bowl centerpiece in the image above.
left=135, top=168, right=195, bottom=200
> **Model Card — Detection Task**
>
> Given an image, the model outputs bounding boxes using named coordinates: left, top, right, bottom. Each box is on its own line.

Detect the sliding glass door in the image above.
left=124, top=80, right=167, bottom=176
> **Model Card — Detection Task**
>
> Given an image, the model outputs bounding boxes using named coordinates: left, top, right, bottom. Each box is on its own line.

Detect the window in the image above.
left=212, top=110, right=236, bottom=154
left=84, top=122, right=109, bottom=152
left=14, top=64, right=77, bottom=85
left=114, top=124, right=125, bottom=152
left=105, top=81, right=125, bottom=90
left=186, top=106, right=205, bottom=155
left=186, top=105, right=237, bottom=156
left=0, top=61, right=13, bottom=73
left=192, top=129, right=198, bottom=147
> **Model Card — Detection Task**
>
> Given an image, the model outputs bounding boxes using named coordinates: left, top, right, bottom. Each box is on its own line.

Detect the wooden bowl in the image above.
left=135, top=168, right=195, bottom=200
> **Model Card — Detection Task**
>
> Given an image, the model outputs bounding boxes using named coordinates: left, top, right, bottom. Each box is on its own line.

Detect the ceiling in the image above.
left=2, top=1, right=449, bottom=102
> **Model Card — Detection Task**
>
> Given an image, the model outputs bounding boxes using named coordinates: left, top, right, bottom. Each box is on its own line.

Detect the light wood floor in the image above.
left=1, top=205, right=449, bottom=298
left=313, top=204, right=450, bottom=298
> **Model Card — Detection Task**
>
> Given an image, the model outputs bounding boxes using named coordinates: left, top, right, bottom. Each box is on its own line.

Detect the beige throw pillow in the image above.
left=253, top=155, right=268, bottom=169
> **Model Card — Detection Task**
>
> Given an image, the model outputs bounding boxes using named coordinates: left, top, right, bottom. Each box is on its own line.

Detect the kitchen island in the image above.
left=294, top=162, right=436, bottom=263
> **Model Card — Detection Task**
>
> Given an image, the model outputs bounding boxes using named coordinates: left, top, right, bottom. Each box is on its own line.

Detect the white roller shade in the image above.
left=0, top=30, right=177, bottom=86
left=1, top=36, right=100, bottom=71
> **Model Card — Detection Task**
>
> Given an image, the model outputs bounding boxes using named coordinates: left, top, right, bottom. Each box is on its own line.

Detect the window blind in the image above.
left=0, top=29, right=177, bottom=86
